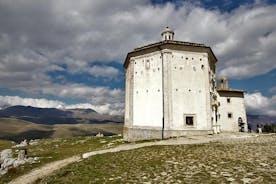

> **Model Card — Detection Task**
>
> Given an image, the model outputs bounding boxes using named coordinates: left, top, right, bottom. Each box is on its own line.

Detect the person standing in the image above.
left=248, top=123, right=252, bottom=133
left=257, top=124, right=262, bottom=134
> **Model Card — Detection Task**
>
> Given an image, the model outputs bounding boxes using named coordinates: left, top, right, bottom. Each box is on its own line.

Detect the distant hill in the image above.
left=247, top=114, right=276, bottom=130
left=0, top=118, right=122, bottom=142
left=0, top=105, right=123, bottom=125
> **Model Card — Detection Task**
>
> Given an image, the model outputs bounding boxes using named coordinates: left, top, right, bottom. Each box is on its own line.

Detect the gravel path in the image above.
left=9, top=133, right=258, bottom=184
left=9, top=156, right=81, bottom=184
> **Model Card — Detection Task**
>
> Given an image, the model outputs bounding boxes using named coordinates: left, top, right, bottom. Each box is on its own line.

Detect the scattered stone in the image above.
left=0, top=149, right=12, bottom=161
left=210, top=171, right=217, bottom=175
left=96, top=132, right=104, bottom=137
left=259, top=163, right=268, bottom=167
left=221, top=172, right=232, bottom=177
left=18, top=149, right=27, bottom=160
left=26, top=157, right=35, bottom=163
left=76, top=140, right=86, bottom=144
left=0, top=168, right=8, bottom=175
left=1, top=158, right=16, bottom=170
left=13, top=159, right=26, bottom=167
left=29, top=140, right=39, bottom=146
left=105, top=142, right=114, bottom=148
left=241, top=178, right=251, bottom=183
left=13, top=139, right=28, bottom=148
left=0, top=148, right=39, bottom=176
left=226, top=177, right=235, bottom=182
left=161, top=172, right=167, bottom=176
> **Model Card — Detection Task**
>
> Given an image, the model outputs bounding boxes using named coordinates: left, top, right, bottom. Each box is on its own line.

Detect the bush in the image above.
left=263, top=124, right=276, bottom=133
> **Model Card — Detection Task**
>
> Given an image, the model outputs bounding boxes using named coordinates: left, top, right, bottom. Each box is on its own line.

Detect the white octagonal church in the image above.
left=123, top=27, right=247, bottom=141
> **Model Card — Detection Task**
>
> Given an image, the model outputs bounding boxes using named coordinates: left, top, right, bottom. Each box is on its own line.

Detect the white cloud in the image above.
left=63, top=58, right=120, bottom=78
left=88, top=65, right=120, bottom=78
left=0, top=96, right=65, bottom=109
left=245, top=92, right=276, bottom=116
left=0, top=95, right=124, bottom=115
left=66, top=103, right=123, bottom=115
left=0, top=0, right=275, bottom=115
left=0, top=1, right=275, bottom=86
left=33, top=84, right=124, bottom=106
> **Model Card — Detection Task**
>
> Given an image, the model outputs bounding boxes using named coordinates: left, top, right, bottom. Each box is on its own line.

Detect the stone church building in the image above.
left=123, top=27, right=247, bottom=141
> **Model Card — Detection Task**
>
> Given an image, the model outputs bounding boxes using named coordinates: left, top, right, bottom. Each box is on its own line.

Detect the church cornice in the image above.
left=124, top=40, right=217, bottom=68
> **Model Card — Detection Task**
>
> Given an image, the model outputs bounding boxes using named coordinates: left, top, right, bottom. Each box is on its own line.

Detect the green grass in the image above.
left=0, top=140, right=14, bottom=151
left=0, top=136, right=124, bottom=183
left=39, top=135, right=276, bottom=184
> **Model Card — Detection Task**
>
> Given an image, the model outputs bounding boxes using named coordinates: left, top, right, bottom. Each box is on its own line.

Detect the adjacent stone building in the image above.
left=123, top=27, right=247, bottom=141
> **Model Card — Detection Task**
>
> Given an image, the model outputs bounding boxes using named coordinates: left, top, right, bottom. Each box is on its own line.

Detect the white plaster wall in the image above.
left=218, top=93, right=247, bottom=132
left=124, top=62, right=132, bottom=127
left=132, top=52, right=163, bottom=127
left=168, top=50, right=211, bottom=130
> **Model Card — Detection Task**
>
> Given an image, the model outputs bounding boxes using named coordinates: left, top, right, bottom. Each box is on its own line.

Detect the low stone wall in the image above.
left=123, top=127, right=162, bottom=141
left=123, top=127, right=212, bottom=141
left=164, top=129, right=213, bottom=138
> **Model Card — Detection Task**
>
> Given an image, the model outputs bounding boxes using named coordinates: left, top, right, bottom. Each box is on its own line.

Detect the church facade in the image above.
left=123, top=27, right=247, bottom=141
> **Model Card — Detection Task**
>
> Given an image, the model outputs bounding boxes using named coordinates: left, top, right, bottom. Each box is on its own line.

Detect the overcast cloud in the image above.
left=245, top=92, right=276, bottom=116
left=0, top=0, right=275, bottom=115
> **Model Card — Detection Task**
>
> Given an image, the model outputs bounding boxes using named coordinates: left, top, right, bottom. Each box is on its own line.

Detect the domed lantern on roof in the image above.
left=161, top=26, right=174, bottom=41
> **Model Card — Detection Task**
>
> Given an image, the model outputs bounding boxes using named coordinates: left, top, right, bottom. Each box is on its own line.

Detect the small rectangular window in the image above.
left=184, top=114, right=196, bottom=127
left=227, top=98, right=231, bottom=103
left=145, top=60, right=150, bottom=69
left=186, top=116, right=194, bottom=125
left=228, top=113, right=232, bottom=119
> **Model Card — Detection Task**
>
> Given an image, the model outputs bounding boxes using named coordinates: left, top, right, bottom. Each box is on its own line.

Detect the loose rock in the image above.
left=0, top=149, right=12, bottom=161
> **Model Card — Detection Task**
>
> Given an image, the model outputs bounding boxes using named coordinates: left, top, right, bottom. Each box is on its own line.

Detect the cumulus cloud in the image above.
left=63, top=58, right=120, bottom=78
left=0, top=0, right=275, bottom=115
left=66, top=103, right=123, bottom=115
left=0, top=1, right=275, bottom=83
left=0, top=96, right=65, bottom=109
left=245, top=92, right=276, bottom=116
left=0, top=95, right=124, bottom=115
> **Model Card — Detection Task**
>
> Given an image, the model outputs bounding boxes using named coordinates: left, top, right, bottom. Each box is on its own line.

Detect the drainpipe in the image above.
left=158, top=46, right=165, bottom=140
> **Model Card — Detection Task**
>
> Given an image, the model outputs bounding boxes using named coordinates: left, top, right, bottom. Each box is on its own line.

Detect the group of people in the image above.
left=238, top=117, right=263, bottom=134
left=247, top=123, right=262, bottom=133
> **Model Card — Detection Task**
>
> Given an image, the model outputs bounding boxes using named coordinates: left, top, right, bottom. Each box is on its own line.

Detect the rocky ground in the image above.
left=0, top=136, right=123, bottom=184
left=38, top=134, right=276, bottom=184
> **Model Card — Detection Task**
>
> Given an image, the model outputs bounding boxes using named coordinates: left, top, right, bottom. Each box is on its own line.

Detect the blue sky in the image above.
left=0, top=0, right=275, bottom=115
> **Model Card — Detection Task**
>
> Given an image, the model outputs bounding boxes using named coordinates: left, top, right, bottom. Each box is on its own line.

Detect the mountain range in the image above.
left=1, top=105, right=275, bottom=127
left=0, top=105, right=123, bottom=125
left=0, top=105, right=124, bottom=142
left=0, top=105, right=275, bottom=141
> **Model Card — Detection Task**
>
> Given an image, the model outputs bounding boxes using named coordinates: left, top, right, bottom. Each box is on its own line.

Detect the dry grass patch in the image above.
left=39, top=135, right=276, bottom=184
left=0, top=136, right=124, bottom=183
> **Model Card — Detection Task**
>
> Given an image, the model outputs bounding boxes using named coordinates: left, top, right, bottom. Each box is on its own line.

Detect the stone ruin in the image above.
left=0, top=140, right=39, bottom=176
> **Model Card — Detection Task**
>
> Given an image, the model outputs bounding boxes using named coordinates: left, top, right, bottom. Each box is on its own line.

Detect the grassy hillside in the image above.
left=0, top=118, right=123, bottom=141
left=0, top=136, right=124, bottom=183
left=0, top=118, right=53, bottom=142
left=0, top=139, right=14, bottom=150
left=39, top=135, right=276, bottom=184
left=52, top=123, right=122, bottom=138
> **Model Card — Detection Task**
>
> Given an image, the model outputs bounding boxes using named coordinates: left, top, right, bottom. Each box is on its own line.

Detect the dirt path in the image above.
left=83, top=133, right=257, bottom=158
left=9, top=133, right=257, bottom=184
left=9, top=156, right=81, bottom=184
